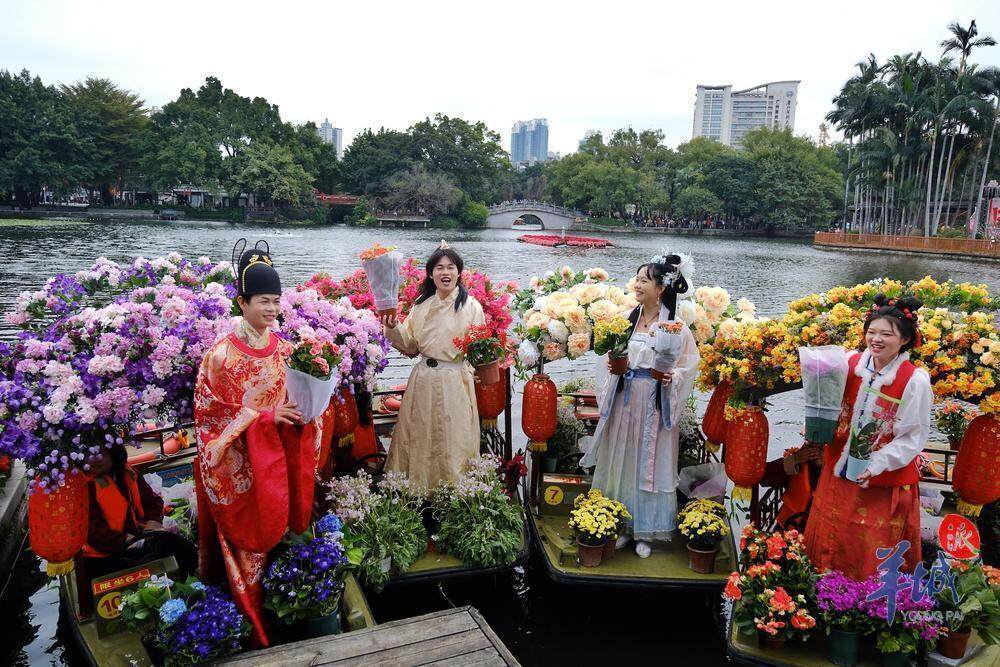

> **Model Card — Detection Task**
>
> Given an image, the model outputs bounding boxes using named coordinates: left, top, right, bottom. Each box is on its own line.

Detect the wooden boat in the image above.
left=59, top=424, right=376, bottom=667
left=524, top=465, right=736, bottom=590
left=365, top=372, right=531, bottom=588
left=725, top=441, right=1000, bottom=666
left=726, top=620, right=999, bottom=666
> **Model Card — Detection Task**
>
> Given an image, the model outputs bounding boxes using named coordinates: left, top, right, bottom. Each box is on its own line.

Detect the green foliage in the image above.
left=458, top=200, right=490, bottom=228
left=673, top=185, right=722, bottom=220
left=119, top=575, right=204, bottom=635
left=935, top=563, right=1000, bottom=641
left=937, top=226, right=967, bottom=238
left=433, top=465, right=523, bottom=569
left=227, top=141, right=314, bottom=207
left=384, top=164, right=460, bottom=217
left=352, top=495, right=426, bottom=592
left=431, top=216, right=460, bottom=229
left=346, top=197, right=372, bottom=226
left=548, top=400, right=585, bottom=467
left=409, top=113, right=509, bottom=202
left=0, top=69, right=98, bottom=206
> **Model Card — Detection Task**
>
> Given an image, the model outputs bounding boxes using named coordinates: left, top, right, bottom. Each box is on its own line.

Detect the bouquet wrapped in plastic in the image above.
left=798, top=346, right=849, bottom=445
left=653, top=320, right=685, bottom=379
left=360, top=243, right=403, bottom=318
left=286, top=338, right=342, bottom=423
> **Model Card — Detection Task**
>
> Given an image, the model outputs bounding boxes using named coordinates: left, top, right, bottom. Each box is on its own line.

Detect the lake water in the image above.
left=0, top=219, right=996, bottom=666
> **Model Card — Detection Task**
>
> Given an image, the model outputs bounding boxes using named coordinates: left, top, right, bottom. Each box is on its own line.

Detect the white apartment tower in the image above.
left=316, top=118, right=344, bottom=159
left=692, top=81, right=799, bottom=148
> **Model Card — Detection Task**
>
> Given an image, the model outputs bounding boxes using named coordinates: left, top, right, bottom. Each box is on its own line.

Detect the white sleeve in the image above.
left=864, top=368, right=932, bottom=477
left=668, top=326, right=701, bottom=425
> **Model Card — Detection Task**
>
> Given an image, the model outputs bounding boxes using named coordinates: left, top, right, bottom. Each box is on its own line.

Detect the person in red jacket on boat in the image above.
left=80, top=444, right=199, bottom=570
left=759, top=443, right=823, bottom=531
left=193, top=240, right=315, bottom=648
left=804, top=294, right=932, bottom=580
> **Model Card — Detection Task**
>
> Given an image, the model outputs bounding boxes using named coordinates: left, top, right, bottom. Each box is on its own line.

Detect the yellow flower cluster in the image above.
left=697, top=277, right=1000, bottom=414
left=677, top=498, right=726, bottom=522
left=568, top=488, right=631, bottom=541
left=678, top=507, right=730, bottom=541
left=593, top=316, right=630, bottom=345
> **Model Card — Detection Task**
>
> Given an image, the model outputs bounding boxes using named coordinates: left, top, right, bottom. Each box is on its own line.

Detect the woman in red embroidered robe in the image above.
left=805, top=295, right=932, bottom=580
left=194, top=241, right=312, bottom=648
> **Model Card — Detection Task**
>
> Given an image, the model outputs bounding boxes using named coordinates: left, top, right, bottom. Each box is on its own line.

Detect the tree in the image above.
left=340, top=128, right=419, bottom=197
left=0, top=69, right=97, bottom=206
left=702, top=153, right=757, bottom=221
left=409, top=114, right=509, bottom=201
left=227, top=142, right=314, bottom=207
left=383, top=164, right=461, bottom=217
left=60, top=77, right=147, bottom=204
left=288, top=122, right=341, bottom=194
left=457, top=199, right=489, bottom=228
left=673, top=186, right=721, bottom=220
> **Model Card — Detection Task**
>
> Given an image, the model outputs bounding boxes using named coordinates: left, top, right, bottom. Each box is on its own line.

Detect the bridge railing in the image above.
left=488, top=200, right=587, bottom=218
left=814, top=232, right=1000, bottom=258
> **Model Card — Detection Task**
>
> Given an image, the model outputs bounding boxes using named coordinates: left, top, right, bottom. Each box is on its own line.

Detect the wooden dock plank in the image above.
left=330, top=629, right=491, bottom=666
left=219, top=607, right=518, bottom=667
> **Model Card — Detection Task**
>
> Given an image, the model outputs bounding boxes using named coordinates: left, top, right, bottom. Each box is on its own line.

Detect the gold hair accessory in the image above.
left=439, top=240, right=450, bottom=250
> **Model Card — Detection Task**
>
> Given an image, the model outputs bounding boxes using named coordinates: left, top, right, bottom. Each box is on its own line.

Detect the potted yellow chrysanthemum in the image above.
left=594, top=316, right=632, bottom=375
left=568, top=489, right=631, bottom=566
left=677, top=498, right=729, bottom=573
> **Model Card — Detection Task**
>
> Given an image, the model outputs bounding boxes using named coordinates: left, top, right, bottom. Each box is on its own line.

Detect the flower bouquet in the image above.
left=677, top=498, right=729, bottom=573
left=262, top=515, right=357, bottom=636
left=119, top=574, right=249, bottom=666
left=359, top=243, right=403, bottom=320
left=652, top=320, right=685, bottom=381
left=798, top=346, right=849, bottom=446
left=453, top=325, right=512, bottom=386
left=285, top=337, right=342, bottom=423
left=594, top=316, right=632, bottom=375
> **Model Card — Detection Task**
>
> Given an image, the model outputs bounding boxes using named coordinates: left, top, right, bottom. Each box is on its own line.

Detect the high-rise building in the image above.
left=692, top=81, right=799, bottom=148
left=316, top=118, right=344, bottom=159
left=511, top=118, right=549, bottom=165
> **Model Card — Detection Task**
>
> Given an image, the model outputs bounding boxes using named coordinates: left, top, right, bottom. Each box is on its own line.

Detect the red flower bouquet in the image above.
left=453, top=324, right=514, bottom=386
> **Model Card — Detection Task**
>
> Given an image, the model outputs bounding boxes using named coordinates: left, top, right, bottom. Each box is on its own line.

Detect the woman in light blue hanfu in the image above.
left=581, top=253, right=699, bottom=558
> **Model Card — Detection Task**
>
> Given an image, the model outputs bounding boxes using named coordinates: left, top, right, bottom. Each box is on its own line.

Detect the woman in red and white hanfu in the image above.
left=194, top=240, right=318, bottom=647
left=805, top=294, right=932, bottom=580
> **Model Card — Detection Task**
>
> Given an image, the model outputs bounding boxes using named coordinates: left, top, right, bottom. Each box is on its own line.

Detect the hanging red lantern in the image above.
left=952, top=414, right=999, bottom=517
left=724, top=406, right=769, bottom=502
left=28, top=471, right=89, bottom=576
left=522, top=373, right=557, bottom=453
left=332, top=387, right=359, bottom=447
left=476, top=376, right=507, bottom=427
left=702, top=381, right=732, bottom=453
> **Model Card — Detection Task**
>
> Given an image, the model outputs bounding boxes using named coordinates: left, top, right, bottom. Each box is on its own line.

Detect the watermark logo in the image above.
left=865, top=540, right=959, bottom=624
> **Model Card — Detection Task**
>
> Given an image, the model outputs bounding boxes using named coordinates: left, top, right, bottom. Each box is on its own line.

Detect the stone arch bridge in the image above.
left=487, top=201, right=587, bottom=230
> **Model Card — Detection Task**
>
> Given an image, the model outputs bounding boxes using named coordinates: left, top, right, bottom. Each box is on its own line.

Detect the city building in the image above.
left=692, top=81, right=799, bottom=148
left=316, top=118, right=344, bottom=159
left=510, top=118, right=549, bottom=165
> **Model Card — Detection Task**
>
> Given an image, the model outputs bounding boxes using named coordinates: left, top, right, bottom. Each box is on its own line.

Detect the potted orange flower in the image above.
left=453, top=325, right=511, bottom=386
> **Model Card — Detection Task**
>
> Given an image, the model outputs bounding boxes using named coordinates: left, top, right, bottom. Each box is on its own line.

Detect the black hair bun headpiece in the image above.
left=232, top=238, right=281, bottom=297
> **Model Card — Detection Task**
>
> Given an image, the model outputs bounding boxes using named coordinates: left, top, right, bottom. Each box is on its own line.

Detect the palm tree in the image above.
left=941, top=20, right=996, bottom=75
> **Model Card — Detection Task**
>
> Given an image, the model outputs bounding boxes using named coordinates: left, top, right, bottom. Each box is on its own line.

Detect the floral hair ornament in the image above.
left=648, top=250, right=694, bottom=298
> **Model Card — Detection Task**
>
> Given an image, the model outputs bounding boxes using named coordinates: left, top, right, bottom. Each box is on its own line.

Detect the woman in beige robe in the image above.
left=382, top=246, right=485, bottom=488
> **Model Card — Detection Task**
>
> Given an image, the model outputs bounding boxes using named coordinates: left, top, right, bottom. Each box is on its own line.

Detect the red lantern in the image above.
left=522, top=373, right=557, bottom=453
left=332, top=387, right=359, bottom=447
left=476, top=377, right=507, bottom=426
left=724, top=406, right=769, bottom=502
left=702, top=381, right=732, bottom=453
left=28, top=471, right=89, bottom=576
left=952, top=414, right=1000, bottom=517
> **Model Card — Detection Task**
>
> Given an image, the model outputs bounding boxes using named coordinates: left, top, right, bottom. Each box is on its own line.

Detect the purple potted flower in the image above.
left=862, top=573, right=947, bottom=667
left=816, top=571, right=879, bottom=666
left=156, top=587, right=250, bottom=666
left=262, top=515, right=354, bottom=639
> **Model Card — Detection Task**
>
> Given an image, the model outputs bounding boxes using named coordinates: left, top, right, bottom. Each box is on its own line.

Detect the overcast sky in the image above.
left=3, top=0, right=999, bottom=156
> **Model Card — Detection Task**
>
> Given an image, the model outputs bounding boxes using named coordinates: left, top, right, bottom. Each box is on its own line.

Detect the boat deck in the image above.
left=727, top=621, right=1000, bottom=666
left=219, top=606, right=519, bottom=666
left=529, top=510, right=734, bottom=588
